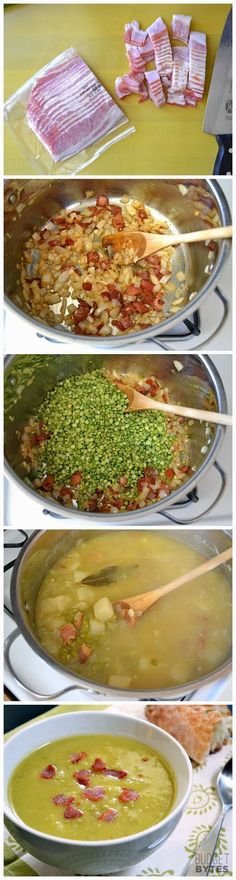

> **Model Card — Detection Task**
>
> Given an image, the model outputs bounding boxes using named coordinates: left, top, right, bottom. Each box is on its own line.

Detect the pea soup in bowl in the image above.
left=4, top=710, right=192, bottom=875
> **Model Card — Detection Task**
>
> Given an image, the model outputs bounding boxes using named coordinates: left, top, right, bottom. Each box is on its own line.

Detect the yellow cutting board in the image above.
left=4, top=3, right=231, bottom=176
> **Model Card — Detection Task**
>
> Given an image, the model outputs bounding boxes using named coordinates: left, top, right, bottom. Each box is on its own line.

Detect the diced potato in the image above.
left=38, top=595, right=70, bottom=614
left=77, top=586, right=94, bottom=602
left=89, top=618, right=105, bottom=636
left=93, top=596, right=114, bottom=623
left=74, top=570, right=88, bottom=583
left=139, top=657, right=151, bottom=672
left=76, top=601, right=88, bottom=611
left=108, top=674, right=132, bottom=688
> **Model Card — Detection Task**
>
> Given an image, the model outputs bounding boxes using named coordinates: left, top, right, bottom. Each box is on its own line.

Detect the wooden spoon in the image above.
left=114, top=382, right=232, bottom=427
left=113, top=547, right=232, bottom=620
left=103, top=225, right=232, bottom=261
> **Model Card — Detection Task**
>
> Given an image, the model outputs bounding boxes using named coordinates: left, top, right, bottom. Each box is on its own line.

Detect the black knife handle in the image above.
left=214, top=135, right=232, bottom=175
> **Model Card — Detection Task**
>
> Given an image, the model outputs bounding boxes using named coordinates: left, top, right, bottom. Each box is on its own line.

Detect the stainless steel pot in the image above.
left=4, top=353, right=226, bottom=520
left=5, top=529, right=232, bottom=700
left=4, top=178, right=231, bottom=348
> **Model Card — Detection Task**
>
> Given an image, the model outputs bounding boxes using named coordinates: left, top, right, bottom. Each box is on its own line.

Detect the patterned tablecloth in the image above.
left=4, top=704, right=232, bottom=877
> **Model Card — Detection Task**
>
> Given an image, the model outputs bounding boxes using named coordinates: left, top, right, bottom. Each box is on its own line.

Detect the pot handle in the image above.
left=160, top=461, right=226, bottom=524
left=4, top=628, right=95, bottom=701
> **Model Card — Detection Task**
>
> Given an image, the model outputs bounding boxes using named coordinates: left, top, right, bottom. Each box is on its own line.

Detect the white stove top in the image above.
left=4, top=532, right=232, bottom=704
left=3, top=181, right=232, bottom=354
left=4, top=355, right=232, bottom=527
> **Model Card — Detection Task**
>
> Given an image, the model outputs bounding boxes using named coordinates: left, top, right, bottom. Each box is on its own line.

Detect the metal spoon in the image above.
left=183, top=757, right=232, bottom=875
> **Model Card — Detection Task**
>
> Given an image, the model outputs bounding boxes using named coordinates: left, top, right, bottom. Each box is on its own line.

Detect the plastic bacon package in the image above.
left=4, top=46, right=135, bottom=174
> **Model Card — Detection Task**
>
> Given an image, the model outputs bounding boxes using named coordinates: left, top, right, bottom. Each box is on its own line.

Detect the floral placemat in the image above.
left=4, top=704, right=232, bottom=876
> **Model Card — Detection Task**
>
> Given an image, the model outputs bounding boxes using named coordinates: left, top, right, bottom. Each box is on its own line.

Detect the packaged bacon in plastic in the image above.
left=4, top=46, right=135, bottom=174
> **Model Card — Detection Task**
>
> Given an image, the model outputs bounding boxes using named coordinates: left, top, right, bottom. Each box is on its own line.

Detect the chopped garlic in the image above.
left=173, top=360, right=184, bottom=372
left=178, top=184, right=188, bottom=196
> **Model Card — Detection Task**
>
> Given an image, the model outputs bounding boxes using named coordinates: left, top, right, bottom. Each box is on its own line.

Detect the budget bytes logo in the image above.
left=195, top=853, right=230, bottom=874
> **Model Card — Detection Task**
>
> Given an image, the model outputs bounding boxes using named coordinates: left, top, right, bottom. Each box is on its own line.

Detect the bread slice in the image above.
left=145, top=705, right=232, bottom=763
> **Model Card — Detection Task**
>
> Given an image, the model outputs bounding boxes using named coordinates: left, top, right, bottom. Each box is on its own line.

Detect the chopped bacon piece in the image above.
left=82, top=281, right=92, bottom=291
left=53, top=794, right=75, bottom=805
left=168, top=47, right=189, bottom=99
left=98, top=808, right=118, bottom=822
left=59, top=623, right=76, bottom=644
left=139, top=33, right=155, bottom=63
left=70, top=470, right=83, bottom=487
left=131, top=26, right=147, bottom=47
left=78, top=643, right=93, bottom=664
left=42, top=474, right=54, bottom=491
left=64, top=804, right=83, bottom=819
left=142, top=756, right=149, bottom=762
left=115, top=73, right=147, bottom=100
left=70, top=752, right=87, bottom=764
left=140, top=279, right=154, bottom=293
left=74, top=770, right=91, bottom=786
left=119, top=788, right=139, bottom=803
left=171, top=14, right=191, bottom=44
left=73, top=300, right=91, bottom=322
left=58, top=485, right=73, bottom=500
left=145, top=71, right=166, bottom=108
left=74, top=611, right=83, bottom=630
left=83, top=787, right=105, bottom=801
left=166, top=468, right=175, bottom=479
left=40, top=764, right=57, bottom=779
left=188, top=32, right=207, bottom=101
left=103, top=768, right=128, bottom=779
left=126, top=44, right=146, bottom=75
left=87, top=251, right=100, bottom=265
left=91, top=757, right=107, bottom=772
left=96, top=195, right=109, bottom=207
left=147, top=18, right=173, bottom=75
left=65, top=237, right=74, bottom=246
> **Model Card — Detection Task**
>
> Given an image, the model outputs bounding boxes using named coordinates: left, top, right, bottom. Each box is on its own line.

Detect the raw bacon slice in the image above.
left=171, top=14, right=192, bottom=44
left=145, top=71, right=166, bottom=107
left=139, top=35, right=155, bottom=63
left=126, top=45, right=146, bottom=75
left=188, top=32, right=207, bottom=101
left=27, top=54, right=128, bottom=162
left=124, top=22, right=133, bottom=44
left=131, top=27, right=148, bottom=47
left=115, top=73, right=146, bottom=100
left=167, top=46, right=189, bottom=103
left=147, top=18, right=173, bottom=74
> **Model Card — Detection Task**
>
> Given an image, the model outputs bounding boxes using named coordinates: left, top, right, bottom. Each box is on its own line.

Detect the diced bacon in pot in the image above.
left=98, top=809, right=118, bottom=822
left=78, top=643, right=93, bottom=663
left=171, top=14, right=192, bottom=44
left=145, top=71, right=166, bottom=107
left=147, top=18, right=173, bottom=74
left=83, top=787, right=105, bottom=801
left=40, top=764, right=57, bottom=779
left=119, top=788, right=140, bottom=803
left=59, top=623, right=76, bottom=644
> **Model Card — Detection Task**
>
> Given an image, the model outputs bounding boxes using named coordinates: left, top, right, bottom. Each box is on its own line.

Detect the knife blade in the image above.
left=203, top=10, right=232, bottom=174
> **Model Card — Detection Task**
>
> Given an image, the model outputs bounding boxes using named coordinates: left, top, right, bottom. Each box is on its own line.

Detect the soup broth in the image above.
left=35, top=532, right=232, bottom=690
left=9, top=734, right=176, bottom=840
